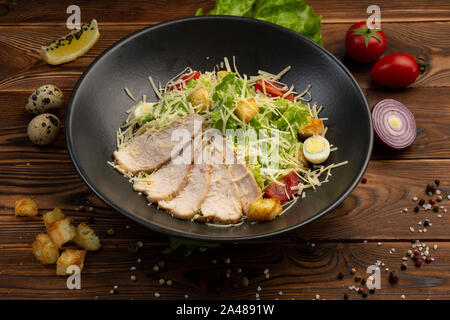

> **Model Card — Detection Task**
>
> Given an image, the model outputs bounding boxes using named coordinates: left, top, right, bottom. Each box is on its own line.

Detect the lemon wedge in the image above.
left=40, top=19, right=100, bottom=65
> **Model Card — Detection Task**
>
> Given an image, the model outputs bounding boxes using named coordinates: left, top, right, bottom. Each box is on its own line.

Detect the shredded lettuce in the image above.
left=196, top=0, right=323, bottom=45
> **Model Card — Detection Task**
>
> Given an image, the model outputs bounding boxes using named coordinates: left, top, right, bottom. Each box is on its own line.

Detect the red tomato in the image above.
left=255, top=80, right=295, bottom=102
left=370, top=53, right=420, bottom=88
left=345, top=21, right=387, bottom=63
left=264, top=171, right=298, bottom=202
left=172, top=71, right=200, bottom=90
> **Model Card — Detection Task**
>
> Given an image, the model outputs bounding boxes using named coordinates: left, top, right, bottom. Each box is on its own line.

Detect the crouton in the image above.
left=56, top=249, right=86, bottom=276
left=298, top=118, right=324, bottom=140
left=32, top=233, right=59, bottom=265
left=247, top=198, right=283, bottom=222
left=190, top=87, right=211, bottom=111
left=73, top=223, right=101, bottom=251
left=43, top=207, right=65, bottom=229
left=217, top=70, right=227, bottom=79
left=235, top=98, right=259, bottom=123
left=14, top=199, right=38, bottom=216
left=47, top=217, right=76, bottom=248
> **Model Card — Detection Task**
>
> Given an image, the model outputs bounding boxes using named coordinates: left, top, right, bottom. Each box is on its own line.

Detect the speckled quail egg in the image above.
left=302, top=135, right=330, bottom=164
left=26, top=85, right=64, bottom=114
left=27, top=113, right=60, bottom=145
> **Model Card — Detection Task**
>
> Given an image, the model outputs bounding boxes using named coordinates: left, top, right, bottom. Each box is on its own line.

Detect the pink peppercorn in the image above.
left=361, top=177, right=367, bottom=184
left=415, top=260, right=423, bottom=267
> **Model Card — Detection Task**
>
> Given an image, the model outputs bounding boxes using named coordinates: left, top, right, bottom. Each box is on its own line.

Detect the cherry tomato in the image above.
left=171, top=71, right=200, bottom=90
left=370, top=53, right=420, bottom=88
left=345, top=21, right=387, bottom=63
left=264, top=171, right=298, bottom=201
left=255, top=80, right=295, bottom=102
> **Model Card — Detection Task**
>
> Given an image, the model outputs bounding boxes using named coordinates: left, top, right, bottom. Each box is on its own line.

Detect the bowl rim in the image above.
left=66, top=15, right=373, bottom=242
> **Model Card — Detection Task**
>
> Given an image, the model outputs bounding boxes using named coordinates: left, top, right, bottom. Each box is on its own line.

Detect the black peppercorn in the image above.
left=414, top=206, right=419, bottom=213
left=389, top=271, right=399, bottom=284
left=426, top=184, right=436, bottom=194
left=418, top=199, right=425, bottom=206
left=338, top=272, right=344, bottom=280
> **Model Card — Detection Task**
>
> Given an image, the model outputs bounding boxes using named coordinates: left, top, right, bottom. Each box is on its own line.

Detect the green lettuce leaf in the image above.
left=196, top=0, right=322, bottom=45
left=253, top=0, right=322, bottom=45
left=197, top=0, right=256, bottom=17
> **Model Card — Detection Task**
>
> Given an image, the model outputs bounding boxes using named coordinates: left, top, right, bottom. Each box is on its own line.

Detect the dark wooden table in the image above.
left=1, top=0, right=449, bottom=300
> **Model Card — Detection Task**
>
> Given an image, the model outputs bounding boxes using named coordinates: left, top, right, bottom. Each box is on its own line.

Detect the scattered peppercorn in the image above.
left=358, top=287, right=364, bottom=294
left=362, top=292, right=368, bottom=298
left=435, top=179, right=440, bottom=186
left=77, top=205, right=85, bottom=212
left=369, top=288, right=376, bottom=294
left=88, top=206, right=95, bottom=213
left=415, top=260, right=423, bottom=267
left=429, top=199, right=435, bottom=205
left=350, top=268, right=356, bottom=275
left=389, top=271, right=399, bottom=284
left=344, top=294, right=349, bottom=300
left=414, top=206, right=419, bottom=213
left=437, top=196, right=442, bottom=202
left=361, top=177, right=367, bottom=184
left=433, top=205, right=439, bottom=212
left=361, top=278, right=367, bottom=285
left=423, top=219, right=430, bottom=227
left=419, top=199, right=425, bottom=206
left=401, top=262, right=407, bottom=270
left=107, top=228, right=115, bottom=236
left=355, top=276, right=361, bottom=282
left=426, top=184, right=436, bottom=195
left=338, top=272, right=344, bottom=280
left=425, top=257, right=432, bottom=264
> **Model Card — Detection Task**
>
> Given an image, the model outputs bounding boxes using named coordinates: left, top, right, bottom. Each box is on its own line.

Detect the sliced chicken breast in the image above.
left=198, top=145, right=243, bottom=224
left=114, top=114, right=203, bottom=174
left=223, top=140, right=262, bottom=213
left=158, top=144, right=210, bottom=220
left=132, top=155, right=191, bottom=202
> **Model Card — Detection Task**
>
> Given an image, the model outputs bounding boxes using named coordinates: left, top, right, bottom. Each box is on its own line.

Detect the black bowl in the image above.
left=66, top=16, right=372, bottom=241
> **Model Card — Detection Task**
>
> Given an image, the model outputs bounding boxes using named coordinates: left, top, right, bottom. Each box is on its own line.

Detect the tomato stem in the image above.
left=416, top=58, right=428, bottom=74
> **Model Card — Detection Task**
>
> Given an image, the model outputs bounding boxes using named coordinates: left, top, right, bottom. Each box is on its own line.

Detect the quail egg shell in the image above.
left=302, top=135, right=330, bottom=164
left=26, top=85, right=64, bottom=114
left=27, top=113, right=60, bottom=145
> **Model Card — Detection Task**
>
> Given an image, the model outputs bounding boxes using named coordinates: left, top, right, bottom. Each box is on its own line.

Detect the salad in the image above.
left=111, top=57, right=347, bottom=225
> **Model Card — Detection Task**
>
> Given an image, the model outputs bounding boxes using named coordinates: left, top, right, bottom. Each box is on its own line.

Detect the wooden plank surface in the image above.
left=1, top=0, right=449, bottom=25
left=1, top=241, right=450, bottom=300
left=1, top=22, right=449, bottom=91
left=0, top=0, right=449, bottom=300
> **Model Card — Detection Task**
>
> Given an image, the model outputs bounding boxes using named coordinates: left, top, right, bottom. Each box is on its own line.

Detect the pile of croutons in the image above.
left=15, top=199, right=101, bottom=276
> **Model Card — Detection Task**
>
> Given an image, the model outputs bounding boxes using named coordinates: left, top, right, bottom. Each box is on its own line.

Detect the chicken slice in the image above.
left=158, top=143, right=210, bottom=220
left=114, top=114, right=203, bottom=174
left=222, top=140, right=262, bottom=214
left=198, top=145, right=243, bottom=224
left=133, top=155, right=192, bottom=202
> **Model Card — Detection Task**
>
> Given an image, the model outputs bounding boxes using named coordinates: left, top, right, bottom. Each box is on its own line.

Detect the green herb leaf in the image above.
left=196, top=0, right=323, bottom=45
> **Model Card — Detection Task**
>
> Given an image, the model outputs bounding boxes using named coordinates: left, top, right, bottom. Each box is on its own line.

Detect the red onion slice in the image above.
left=372, top=99, right=416, bottom=149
